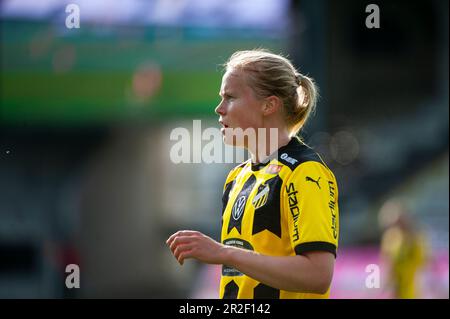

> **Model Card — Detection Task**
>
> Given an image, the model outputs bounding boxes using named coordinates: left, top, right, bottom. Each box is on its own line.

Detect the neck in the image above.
left=249, top=127, right=291, bottom=164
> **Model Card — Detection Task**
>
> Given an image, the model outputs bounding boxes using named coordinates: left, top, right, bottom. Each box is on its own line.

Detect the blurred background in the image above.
left=0, top=0, right=448, bottom=298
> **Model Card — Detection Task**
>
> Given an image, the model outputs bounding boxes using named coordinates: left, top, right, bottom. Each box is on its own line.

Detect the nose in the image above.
left=215, top=100, right=226, bottom=116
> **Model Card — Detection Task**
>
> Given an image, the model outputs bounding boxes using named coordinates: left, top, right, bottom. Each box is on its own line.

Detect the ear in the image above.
left=262, top=95, right=281, bottom=116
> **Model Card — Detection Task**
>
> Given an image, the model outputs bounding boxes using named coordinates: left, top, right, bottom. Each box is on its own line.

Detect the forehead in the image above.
left=220, top=69, right=247, bottom=92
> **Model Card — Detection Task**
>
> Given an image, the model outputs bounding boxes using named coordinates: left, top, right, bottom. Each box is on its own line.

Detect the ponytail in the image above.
left=290, top=73, right=319, bottom=136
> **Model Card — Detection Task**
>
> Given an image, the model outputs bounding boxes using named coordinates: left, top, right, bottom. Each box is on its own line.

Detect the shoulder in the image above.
left=278, top=138, right=326, bottom=170
left=279, top=138, right=337, bottom=183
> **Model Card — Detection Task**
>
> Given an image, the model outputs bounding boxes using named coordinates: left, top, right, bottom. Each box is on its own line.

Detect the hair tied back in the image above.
left=295, top=73, right=302, bottom=86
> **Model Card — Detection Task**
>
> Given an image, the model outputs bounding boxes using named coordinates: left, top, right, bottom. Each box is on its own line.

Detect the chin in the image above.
left=224, top=138, right=247, bottom=150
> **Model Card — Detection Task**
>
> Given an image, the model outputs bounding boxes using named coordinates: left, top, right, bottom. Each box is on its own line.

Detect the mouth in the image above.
left=219, top=121, right=229, bottom=129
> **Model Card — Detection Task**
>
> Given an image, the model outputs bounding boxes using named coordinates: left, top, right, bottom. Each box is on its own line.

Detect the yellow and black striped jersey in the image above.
left=219, top=137, right=339, bottom=299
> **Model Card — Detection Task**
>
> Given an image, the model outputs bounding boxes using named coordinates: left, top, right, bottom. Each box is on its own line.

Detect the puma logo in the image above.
left=306, top=176, right=321, bottom=189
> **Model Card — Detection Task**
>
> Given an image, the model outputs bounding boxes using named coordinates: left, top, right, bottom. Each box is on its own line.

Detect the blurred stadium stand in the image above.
left=0, top=0, right=448, bottom=298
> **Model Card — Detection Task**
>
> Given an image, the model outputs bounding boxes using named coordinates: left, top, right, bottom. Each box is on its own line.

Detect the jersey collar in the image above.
left=250, top=137, right=302, bottom=171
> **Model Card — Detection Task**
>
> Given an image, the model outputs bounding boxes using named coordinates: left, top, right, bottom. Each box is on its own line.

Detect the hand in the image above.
left=166, top=230, right=227, bottom=266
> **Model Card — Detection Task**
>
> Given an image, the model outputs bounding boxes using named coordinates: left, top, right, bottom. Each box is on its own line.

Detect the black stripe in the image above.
left=222, top=280, right=239, bottom=299
left=256, top=197, right=263, bottom=207
left=252, top=176, right=282, bottom=238
left=221, top=180, right=235, bottom=216
left=253, top=283, right=280, bottom=299
left=294, top=241, right=337, bottom=258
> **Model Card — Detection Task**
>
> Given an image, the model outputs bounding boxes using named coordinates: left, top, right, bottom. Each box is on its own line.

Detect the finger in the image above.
left=166, top=230, right=198, bottom=245
left=169, top=236, right=195, bottom=254
left=173, top=243, right=194, bottom=261
left=178, top=249, right=195, bottom=266
left=166, top=231, right=184, bottom=246
left=166, top=232, right=181, bottom=246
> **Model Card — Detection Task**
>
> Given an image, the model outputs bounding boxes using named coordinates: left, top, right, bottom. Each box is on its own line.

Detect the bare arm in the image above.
left=167, top=230, right=335, bottom=294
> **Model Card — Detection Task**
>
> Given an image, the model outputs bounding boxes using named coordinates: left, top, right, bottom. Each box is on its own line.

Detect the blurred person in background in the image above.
left=167, top=49, right=339, bottom=299
left=379, top=199, right=428, bottom=299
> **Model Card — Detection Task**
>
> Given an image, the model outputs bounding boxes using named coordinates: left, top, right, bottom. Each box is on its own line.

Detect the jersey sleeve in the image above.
left=283, top=161, right=339, bottom=257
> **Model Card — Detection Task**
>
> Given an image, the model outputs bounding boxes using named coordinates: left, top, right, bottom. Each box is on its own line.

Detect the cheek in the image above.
left=230, top=101, right=260, bottom=128
left=243, top=115, right=259, bottom=129
left=241, top=109, right=262, bottom=130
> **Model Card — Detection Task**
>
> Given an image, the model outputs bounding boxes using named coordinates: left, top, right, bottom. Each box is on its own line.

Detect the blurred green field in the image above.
left=1, top=21, right=285, bottom=125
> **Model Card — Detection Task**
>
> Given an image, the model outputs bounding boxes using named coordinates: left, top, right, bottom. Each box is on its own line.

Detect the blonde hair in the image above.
left=224, top=49, right=319, bottom=136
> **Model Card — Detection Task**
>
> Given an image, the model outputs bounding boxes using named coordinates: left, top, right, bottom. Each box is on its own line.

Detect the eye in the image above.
left=219, top=93, right=235, bottom=102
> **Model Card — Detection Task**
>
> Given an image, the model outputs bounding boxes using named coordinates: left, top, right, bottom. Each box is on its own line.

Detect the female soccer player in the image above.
left=167, top=49, right=339, bottom=299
